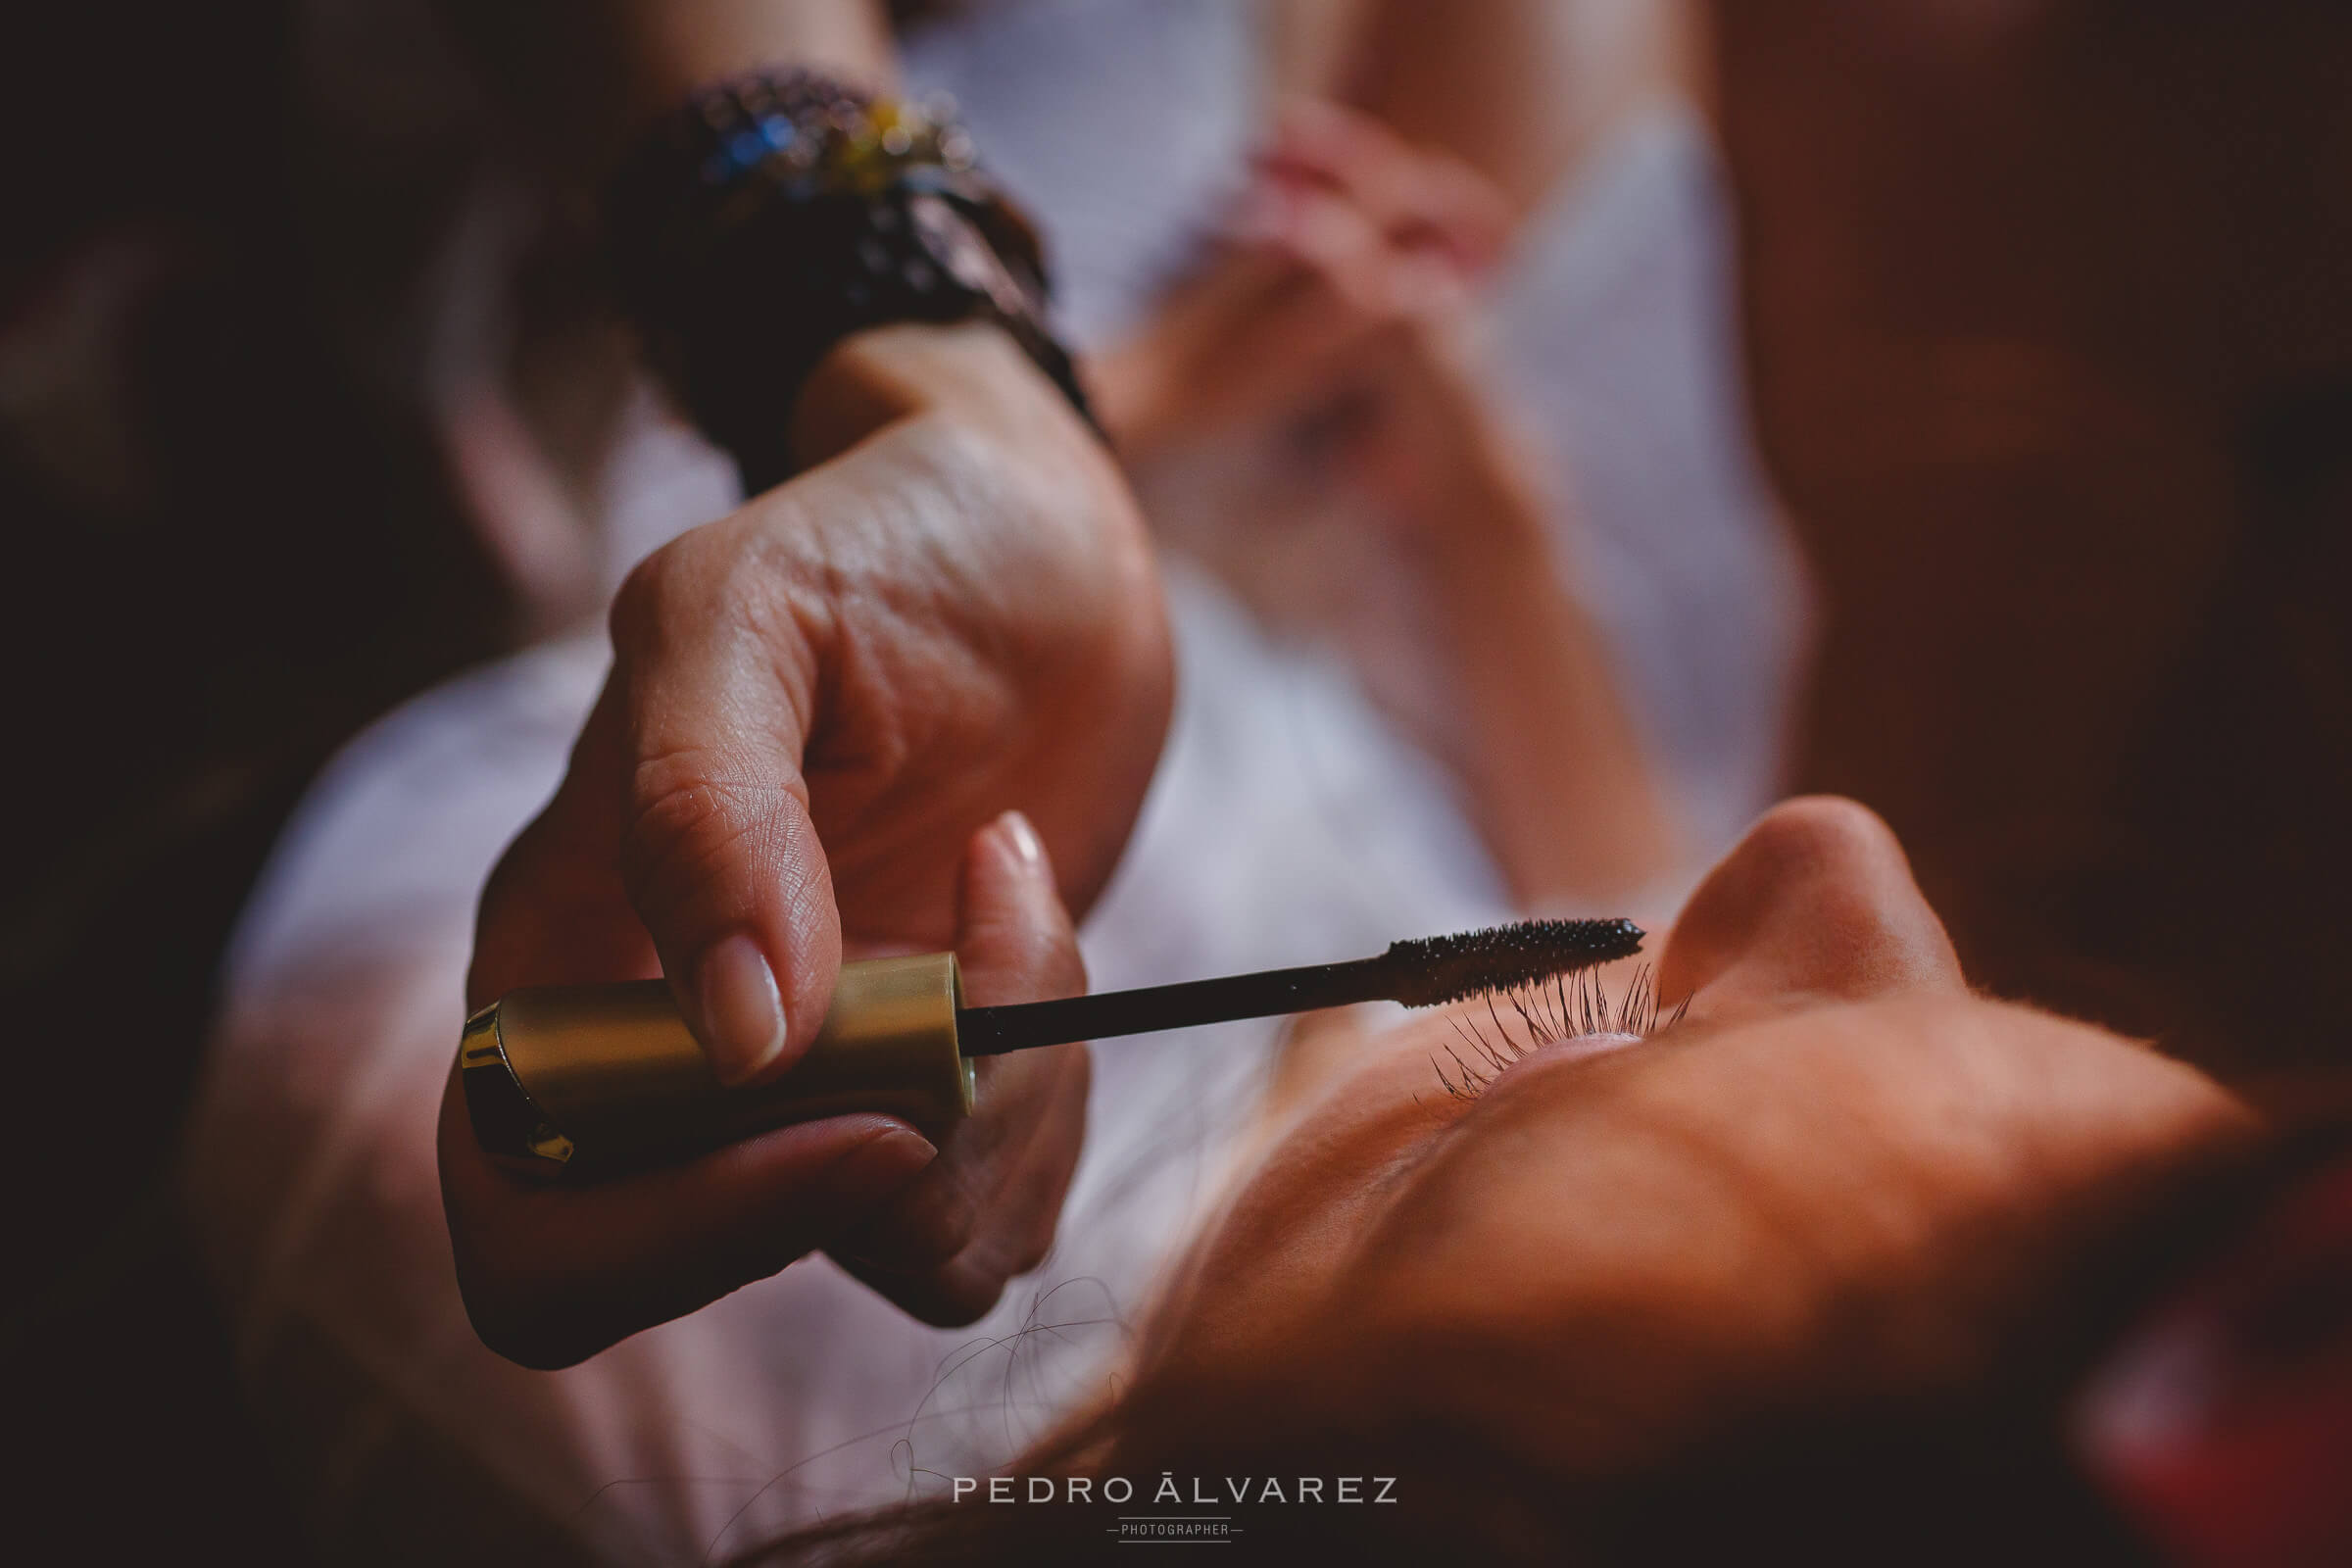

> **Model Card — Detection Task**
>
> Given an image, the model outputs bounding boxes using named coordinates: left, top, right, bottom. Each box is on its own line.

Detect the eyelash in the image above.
left=1431, top=964, right=1691, bottom=1101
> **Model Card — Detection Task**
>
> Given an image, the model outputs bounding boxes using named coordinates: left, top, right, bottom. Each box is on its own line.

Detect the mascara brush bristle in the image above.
left=1383, top=917, right=1644, bottom=1008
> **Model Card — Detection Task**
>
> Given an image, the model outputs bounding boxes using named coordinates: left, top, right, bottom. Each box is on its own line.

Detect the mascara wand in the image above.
left=463, top=917, right=1643, bottom=1176
left=956, top=917, right=1644, bottom=1055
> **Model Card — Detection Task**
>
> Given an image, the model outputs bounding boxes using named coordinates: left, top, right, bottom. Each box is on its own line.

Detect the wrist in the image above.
left=609, top=69, right=1101, bottom=492
left=792, top=320, right=1103, bottom=471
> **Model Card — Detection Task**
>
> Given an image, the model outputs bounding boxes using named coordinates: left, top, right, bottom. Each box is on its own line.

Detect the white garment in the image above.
left=188, top=2, right=1795, bottom=1559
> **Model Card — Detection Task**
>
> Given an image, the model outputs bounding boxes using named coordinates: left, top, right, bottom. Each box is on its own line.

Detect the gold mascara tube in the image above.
left=463, top=918, right=1644, bottom=1180
left=462, top=953, right=973, bottom=1178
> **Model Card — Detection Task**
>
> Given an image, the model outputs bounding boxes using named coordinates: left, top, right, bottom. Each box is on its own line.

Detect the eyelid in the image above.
left=1430, top=964, right=1691, bottom=1102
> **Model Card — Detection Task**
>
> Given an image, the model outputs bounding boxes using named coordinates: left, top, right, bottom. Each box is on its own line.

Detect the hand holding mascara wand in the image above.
left=464, top=916, right=1644, bottom=1177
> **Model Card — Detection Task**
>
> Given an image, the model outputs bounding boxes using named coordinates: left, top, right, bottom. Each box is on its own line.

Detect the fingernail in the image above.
left=998, top=808, right=1046, bottom=872
left=691, top=933, right=787, bottom=1086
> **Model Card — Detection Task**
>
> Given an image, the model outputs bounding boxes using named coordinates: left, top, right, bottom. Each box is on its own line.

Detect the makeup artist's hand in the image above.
left=439, top=319, right=1166, bottom=1366
left=443, top=808, right=1093, bottom=1367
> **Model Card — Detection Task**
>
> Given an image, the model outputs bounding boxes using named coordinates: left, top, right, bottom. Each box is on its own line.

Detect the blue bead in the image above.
left=759, top=116, right=795, bottom=149
left=726, top=130, right=767, bottom=170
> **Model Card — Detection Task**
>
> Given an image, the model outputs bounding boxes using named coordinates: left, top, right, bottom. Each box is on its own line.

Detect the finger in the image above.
left=830, top=810, right=1091, bottom=1322
left=1265, top=97, right=1510, bottom=270
left=1263, top=97, right=1408, bottom=202
left=1264, top=182, right=1420, bottom=328
left=1658, top=796, right=1966, bottom=1019
left=955, top=809, right=1089, bottom=1006
left=604, top=519, right=846, bottom=1087
left=845, top=1045, right=1091, bottom=1326
left=960, top=1041, right=1093, bottom=1276
left=1380, top=152, right=1512, bottom=271
left=437, top=1062, right=937, bottom=1369
left=1258, top=175, right=1480, bottom=339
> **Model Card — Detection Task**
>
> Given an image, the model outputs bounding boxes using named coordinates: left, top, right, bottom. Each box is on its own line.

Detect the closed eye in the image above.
left=1430, top=964, right=1692, bottom=1101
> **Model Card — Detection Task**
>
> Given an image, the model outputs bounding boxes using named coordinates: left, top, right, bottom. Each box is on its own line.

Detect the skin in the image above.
left=1075, top=798, right=2259, bottom=1548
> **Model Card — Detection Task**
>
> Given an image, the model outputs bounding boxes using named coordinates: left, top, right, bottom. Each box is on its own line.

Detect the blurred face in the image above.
left=1111, top=798, right=2254, bottom=1493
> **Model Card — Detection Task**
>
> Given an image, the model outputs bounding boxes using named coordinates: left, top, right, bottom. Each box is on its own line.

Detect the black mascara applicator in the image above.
left=463, top=918, right=1643, bottom=1177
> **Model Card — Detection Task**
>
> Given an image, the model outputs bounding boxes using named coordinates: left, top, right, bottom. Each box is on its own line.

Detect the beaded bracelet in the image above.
left=608, top=70, right=1100, bottom=491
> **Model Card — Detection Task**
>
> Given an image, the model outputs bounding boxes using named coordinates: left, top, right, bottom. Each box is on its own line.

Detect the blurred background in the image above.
left=5, top=0, right=2348, bottom=1558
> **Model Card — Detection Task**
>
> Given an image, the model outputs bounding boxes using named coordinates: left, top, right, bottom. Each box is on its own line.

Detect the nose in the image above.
left=1658, top=796, right=1965, bottom=1016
